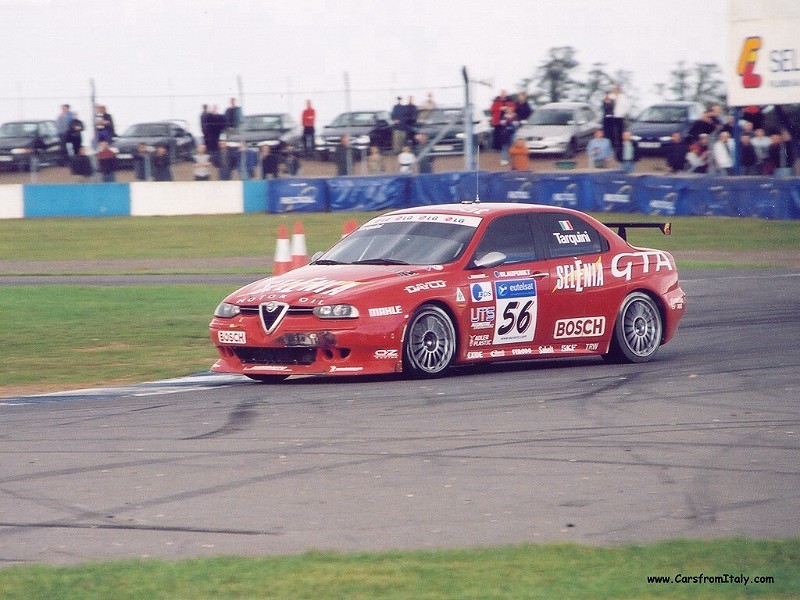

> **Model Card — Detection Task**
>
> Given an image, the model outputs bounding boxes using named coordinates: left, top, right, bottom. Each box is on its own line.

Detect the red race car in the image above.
left=209, top=202, right=686, bottom=381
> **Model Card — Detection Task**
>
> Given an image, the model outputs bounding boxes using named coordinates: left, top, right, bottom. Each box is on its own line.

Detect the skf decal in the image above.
left=738, top=36, right=762, bottom=89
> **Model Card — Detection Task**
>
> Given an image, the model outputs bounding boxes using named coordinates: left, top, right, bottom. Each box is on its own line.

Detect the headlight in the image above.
left=313, top=304, right=359, bottom=319
left=631, top=135, right=642, bottom=142
left=10, top=148, right=30, bottom=155
left=455, top=132, right=465, bottom=139
left=355, top=135, right=370, bottom=145
left=315, top=136, right=325, bottom=145
left=214, top=302, right=241, bottom=318
left=658, top=136, right=673, bottom=143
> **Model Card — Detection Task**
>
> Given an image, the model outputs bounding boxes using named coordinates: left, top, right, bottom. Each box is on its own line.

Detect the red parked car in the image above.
left=209, top=203, right=686, bottom=381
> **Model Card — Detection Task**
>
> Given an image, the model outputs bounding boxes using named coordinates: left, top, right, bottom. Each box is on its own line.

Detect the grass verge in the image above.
left=0, top=539, right=798, bottom=599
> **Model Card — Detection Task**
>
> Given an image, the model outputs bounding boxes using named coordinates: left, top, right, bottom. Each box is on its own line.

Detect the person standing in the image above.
left=204, top=106, right=226, bottom=153
left=260, top=145, right=280, bottom=179
left=616, top=130, right=640, bottom=173
left=213, top=140, right=237, bottom=181
left=200, top=104, right=211, bottom=145
left=334, top=134, right=353, bottom=176
left=93, top=104, right=115, bottom=147
left=224, top=97, right=242, bottom=131
left=193, top=143, right=212, bottom=181
left=508, top=137, right=530, bottom=171
left=770, top=129, right=797, bottom=177
left=133, top=143, right=152, bottom=181
left=365, top=145, right=386, bottom=174
left=151, top=144, right=173, bottom=181
left=301, top=100, right=316, bottom=157
left=498, top=106, right=518, bottom=166
left=665, top=131, right=689, bottom=173
left=55, top=104, right=75, bottom=161
left=711, top=131, right=734, bottom=175
left=586, top=129, right=613, bottom=168
left=398, top=144, right=415, bottom=173
left=514, top=92, right=532, bottom=122
left=738, top=133, right=759, bottom=175
left=490, top=90, right=515, bottom=152
left=414, top=133, right=434, bottom=174
left=95, top=140, right=117, bottom=182
left=65, top=112, right=85, bottom=156
left=390, top=96, right=406, bottom=154
left=751, top=128, right=772, bottom=174
left=608, top=85, right=629, bottom=152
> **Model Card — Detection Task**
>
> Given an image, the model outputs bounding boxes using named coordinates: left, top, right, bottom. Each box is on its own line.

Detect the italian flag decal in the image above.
left=558, top=220, right=573, bottom=231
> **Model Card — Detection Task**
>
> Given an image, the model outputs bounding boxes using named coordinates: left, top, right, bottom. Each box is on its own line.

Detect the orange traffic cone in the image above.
left=342, top=218, right=358, bottom=238
left=291, top=220, right=308, bottom=270
left=273, top=224, right=292, bottom=275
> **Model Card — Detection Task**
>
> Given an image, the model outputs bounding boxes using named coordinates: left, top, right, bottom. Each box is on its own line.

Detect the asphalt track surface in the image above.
left=1, top=270, right=798, bottom=565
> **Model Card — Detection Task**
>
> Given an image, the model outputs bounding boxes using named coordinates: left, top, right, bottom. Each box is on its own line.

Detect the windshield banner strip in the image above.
left=367, top=214, right=482, bottom=228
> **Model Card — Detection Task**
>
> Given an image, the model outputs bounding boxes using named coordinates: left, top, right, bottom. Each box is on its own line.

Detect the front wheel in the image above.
left=403, top=304, right=457, bottom=378
left=605, top=292, right=663, bottom=363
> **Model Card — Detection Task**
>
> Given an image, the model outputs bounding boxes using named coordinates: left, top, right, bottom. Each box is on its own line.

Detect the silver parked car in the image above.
left=514, top=102, right=601, bottom=157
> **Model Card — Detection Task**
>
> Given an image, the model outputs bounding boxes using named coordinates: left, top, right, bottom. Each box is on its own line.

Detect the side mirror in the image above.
left=472, top=251, right=506, bottom=269
left=310, top=251, right=325, bottom=263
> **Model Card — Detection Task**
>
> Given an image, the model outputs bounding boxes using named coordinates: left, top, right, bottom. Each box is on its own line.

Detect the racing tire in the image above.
left=246, top=374, right=288, bottom=383
left=605, top=292, right=663, bottom=363
left=403, top=304, right=457, bottom=378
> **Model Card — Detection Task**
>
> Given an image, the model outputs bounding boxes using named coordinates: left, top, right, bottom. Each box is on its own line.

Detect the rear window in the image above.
left=539, top=213, right=606, bottom=258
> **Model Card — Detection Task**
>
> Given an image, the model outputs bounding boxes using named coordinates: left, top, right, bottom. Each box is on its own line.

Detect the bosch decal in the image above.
left=554, top=317, right=606, bottom=339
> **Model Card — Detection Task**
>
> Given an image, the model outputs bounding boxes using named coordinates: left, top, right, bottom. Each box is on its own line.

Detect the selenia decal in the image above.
left=493, top=279, right=537, bottom=344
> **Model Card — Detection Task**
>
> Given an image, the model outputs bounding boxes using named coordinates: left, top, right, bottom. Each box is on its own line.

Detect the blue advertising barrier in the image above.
left=410, top=171, right=491, bottom=205
left=535, top=172, right=594, bottom=210
left=487, top=171, right=539, bottom=204
left=23, top=183, right=130, bottom=218
left=734, top=177, right=793, bottom=220
left=265, top=178, right=328, bottom=213
left=636, top=175, right=687, bottom=215
left=590, top=171, right=640, bottom=213
left=326, top=174, right=409, bottom=212
left=681, top=176, right=738, bottom=217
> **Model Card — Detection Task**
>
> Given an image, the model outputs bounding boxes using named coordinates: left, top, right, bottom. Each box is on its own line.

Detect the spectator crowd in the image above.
left=32, top=89, right=800, bottom=183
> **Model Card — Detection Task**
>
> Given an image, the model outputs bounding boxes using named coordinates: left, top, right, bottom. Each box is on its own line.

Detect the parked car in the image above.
left=414, top=106, right=491, bottom=155
left=628, top=101, right=705, bottom=155
left=111, top=120, right=196, bottom=167
left=315, top=110, right=393, bottom=158
left=226, top=113, right=302, bottom=149
left=209, top=202, right=685, bottom=381
left=0, top=120, right=64, bottom=171
left=514, top=102, right=601, bottom=157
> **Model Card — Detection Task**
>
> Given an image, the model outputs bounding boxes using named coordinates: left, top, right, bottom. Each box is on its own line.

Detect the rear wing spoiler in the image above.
left=603, top=221, right=671, bottom=242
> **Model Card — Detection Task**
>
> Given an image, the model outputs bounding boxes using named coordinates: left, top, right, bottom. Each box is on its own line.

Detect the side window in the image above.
left=472, top=214, right=537, bottom=265
left=539, top=213, right=607, bottom=259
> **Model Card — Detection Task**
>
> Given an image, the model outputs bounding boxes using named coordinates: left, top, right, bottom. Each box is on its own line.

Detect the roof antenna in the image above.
left=475, top=144, right=480, bottom=203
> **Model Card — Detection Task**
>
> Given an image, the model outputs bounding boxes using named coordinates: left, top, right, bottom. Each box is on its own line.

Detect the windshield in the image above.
left=243, top=115, right=282, bottom=130
left=316, top=214, right=482, bottom=266
left=418, top=108, right=464, bottom=125
left=0, top=122, right=38, bottom=137
left=330, top=112, right=381, bottom=127
left=123, top=123, right=171, bottom=137
left=634, top=106, right=688, bottom=124
left=531, top=109, right=574, bottom=126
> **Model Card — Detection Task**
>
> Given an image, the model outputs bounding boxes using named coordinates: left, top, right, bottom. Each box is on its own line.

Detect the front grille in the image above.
left=239, top=304, right=314, bottom=333
left=233, top=346, right=317, bottom=366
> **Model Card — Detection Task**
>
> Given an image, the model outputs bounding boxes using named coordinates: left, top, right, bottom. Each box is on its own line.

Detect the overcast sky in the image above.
left=0, top=0, right=729, bottom=134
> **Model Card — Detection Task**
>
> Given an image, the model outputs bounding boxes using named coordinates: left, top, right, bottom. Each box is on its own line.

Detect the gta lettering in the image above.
left=611, top=251, right=673, bottom=281
left=497, top=300, right=534, bottom=337
left=554, top=317, right=606, bottom=339
left=405, top=280, right=446, bottom=293
left=552, top=230, right=591, bottom=245
left=555, top=257, right=604, bottom=292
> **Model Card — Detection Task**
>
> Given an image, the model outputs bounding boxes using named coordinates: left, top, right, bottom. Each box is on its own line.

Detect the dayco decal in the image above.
left=248, top=277, right=360, bottom=296
left=405, top=280, right=446, bottom=293
left=555, top=257, right=604, bottom=292
left=368, top=305, right=402, bottom=317
left=554, top=317, right=606, bottom=339
left=611, top=251, right=673, bottom=281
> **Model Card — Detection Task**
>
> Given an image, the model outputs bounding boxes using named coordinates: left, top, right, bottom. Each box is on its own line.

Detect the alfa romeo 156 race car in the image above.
left=209, top=203, right=686, bottom=381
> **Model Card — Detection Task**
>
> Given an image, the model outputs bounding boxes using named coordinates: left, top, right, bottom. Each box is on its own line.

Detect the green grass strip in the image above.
left=0, top=539, right=798, bottom=599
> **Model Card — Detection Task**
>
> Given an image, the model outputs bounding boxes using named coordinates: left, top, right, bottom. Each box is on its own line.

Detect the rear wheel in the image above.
left=403, top=304, right=457, bottom=378
left=606, top=292, right=663, bottom=363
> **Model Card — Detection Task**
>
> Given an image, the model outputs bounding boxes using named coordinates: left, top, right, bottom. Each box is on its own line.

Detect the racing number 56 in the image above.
left=498, top=300, right=534, bottom=336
